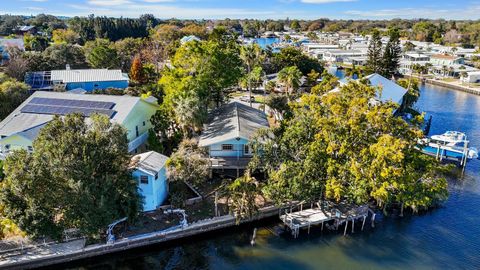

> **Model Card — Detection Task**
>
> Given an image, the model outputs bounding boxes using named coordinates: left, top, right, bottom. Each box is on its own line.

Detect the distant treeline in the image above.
left=1, top=14, right=480, bottom=46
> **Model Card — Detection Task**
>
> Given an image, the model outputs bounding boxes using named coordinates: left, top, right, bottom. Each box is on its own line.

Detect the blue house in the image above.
left=199, top=102, right=269, bottom=176
left=131, top=151, right=169, bottom=212
left=25, top=69, right=129, bottom=92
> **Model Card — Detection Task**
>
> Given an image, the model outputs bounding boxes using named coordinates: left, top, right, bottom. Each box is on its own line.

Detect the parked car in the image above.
left=239, top=95, right=255, bottom=102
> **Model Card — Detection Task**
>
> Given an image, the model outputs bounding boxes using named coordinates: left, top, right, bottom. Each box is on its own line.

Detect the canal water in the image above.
left=65, top=83, right=480, bottom=270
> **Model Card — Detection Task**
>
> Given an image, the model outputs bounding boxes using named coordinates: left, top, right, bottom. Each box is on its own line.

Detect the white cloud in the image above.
left=26, top=6, right=45, bottom=10
left=141, top=0, right=175, bottom=2
left=344, top=6, right=480, bottom=19
left=301, top=0, right=356, bottom=3
left=88, top=0, right=133, bottom=6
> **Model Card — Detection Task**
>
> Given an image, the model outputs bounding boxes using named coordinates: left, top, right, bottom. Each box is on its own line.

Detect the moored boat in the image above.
left=419, top=131, right=478, bottom=161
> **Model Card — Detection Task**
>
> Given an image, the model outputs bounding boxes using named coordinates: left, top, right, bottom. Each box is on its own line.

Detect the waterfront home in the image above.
left=199, top=102, right=269, bottom=176
left=0, top=38, right=24, bottom=63
left=25, top=68, right=129, bottom=91
left=322, top=50, right=366, bottom=63
left=131, top=151, right=169, bottom=212
left=338, top=73, right=407, bottom=107
left=0, top=91, right=159, bottom=159
left=399, top=52, right=431, bottom=74
left=462, top=71, right=480, bottom=84
left=429, top=54, right=464, bottom=66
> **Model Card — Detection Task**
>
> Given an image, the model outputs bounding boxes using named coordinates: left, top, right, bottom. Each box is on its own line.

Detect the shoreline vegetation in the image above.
left=0, top=13, right=475, bottom=268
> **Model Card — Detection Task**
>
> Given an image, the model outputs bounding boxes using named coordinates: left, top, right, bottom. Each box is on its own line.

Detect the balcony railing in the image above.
left=128, top=132, right=149, bottom=153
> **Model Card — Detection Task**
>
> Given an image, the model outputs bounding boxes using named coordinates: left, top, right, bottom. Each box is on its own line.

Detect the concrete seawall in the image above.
left=0, top=206, right=282, bottom=270
left=403, top=75, right=480, bottom=96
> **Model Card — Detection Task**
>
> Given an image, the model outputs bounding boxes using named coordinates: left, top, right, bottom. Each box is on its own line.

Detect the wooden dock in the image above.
left=280, top=202, right=375, bottom=238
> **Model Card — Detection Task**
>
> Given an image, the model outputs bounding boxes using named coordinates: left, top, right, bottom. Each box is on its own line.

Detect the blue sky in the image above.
left=4, top=0, right=480, bottom=20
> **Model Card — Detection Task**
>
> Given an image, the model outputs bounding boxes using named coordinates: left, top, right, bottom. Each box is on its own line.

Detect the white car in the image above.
left=239, top=95, right=255, bottom=102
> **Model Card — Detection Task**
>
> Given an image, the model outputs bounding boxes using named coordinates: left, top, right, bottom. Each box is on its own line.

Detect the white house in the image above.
left=131, top=151, right=169, bottom=212
left=462, top=71, right=480, bottom=83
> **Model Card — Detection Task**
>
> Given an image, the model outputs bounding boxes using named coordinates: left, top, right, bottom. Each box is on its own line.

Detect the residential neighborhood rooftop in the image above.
left=199, top=101, right=269, bottom=147
left=132, top=151, right=169, bottom=176
left=51, top=69, right=128, bottom=83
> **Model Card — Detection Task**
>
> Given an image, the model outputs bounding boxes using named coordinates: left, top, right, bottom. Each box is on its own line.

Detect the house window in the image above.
left=222, top=144, right=233, bottom=151
left=27, top=146, right=33, bottom=152
left=155, top=173, right=158, bottom=180
left=136, top=126, right=139, bottom=137
left=244, top=145, right=251, bottom=155
left=140, top=175, right=148, bottom=184
left=143, top=121, right=146, bottom=126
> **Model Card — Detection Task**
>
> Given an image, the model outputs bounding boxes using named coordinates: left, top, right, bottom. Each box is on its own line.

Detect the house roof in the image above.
left=50, top=69, right=128, bottom=83
left=132, top=151, right=168, bottom=176
left=0, top=91, right=150, bottom=139
left=199, top=102, right=269, bottom=147
left=431, top=54, right=460, bottom=60
left=180, top=35, right=201, bottom=44
left=363, top=73, right=408, bottom=105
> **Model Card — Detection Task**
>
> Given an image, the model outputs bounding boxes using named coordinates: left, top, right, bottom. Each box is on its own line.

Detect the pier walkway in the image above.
left=280, top=201, right=375, bottom=238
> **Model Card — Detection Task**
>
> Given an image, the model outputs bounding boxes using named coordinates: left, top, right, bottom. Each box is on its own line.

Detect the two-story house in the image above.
left=198, top=102, right=269, bottom=177
left=131, top=151, right=169, bottom=212
left=0, top=91, right=158, bottom=159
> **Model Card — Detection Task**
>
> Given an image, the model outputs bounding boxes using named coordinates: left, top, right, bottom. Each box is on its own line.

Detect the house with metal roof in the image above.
left=131, top=151, right=169, bottom=212
left=0, top=91, right=159, bottom=159
left=337, top=73, right=408, bottom=109
left=25, top=69, right=129, bottom=92
left=199, top=101, right=269, bottom=175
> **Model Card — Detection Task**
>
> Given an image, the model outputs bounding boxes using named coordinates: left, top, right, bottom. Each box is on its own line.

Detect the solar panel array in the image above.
left=20, top=97, right=117, bottom=118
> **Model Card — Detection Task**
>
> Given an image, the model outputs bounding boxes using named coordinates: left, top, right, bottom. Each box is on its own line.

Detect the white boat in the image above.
left=420, top=131, right=478, bottom=160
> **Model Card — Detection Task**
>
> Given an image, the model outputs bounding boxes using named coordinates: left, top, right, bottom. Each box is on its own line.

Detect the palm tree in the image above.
left=442, top=65, right=448, bottom=77
left=277, top=66, right=303, bottom=100
left=460, top=71, right=468, bottom=86
left=240, top=44, right=263, bottom=107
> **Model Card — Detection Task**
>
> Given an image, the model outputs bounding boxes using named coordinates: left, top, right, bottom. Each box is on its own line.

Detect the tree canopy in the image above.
left=250, top=80, right=448, bottom=213
left=0, top=114, right=141, bottom=239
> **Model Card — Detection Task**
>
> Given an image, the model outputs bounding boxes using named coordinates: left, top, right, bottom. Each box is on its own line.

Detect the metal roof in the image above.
left=363, top=74, right=408, bottom=105
left=50, top=69, right=129, bottom=83
left=0, top=91, right=146, bottom=139
left=199, top=102, right=269, bottom=147
left=132, top=151, right=168, bottom=176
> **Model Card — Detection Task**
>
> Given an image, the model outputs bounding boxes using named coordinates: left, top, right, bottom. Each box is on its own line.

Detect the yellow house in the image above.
left=0, top=91, right=159, bottom=159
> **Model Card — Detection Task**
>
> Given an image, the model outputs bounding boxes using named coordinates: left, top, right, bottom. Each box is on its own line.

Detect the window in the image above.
left=222, top=144, right=233, bottom=151
left=140, top=175, right=148, bottom=184
left=143, top=121, right=146, bottom=126
left=244, top=145, right=251, bottom=155
left=27, top=146, right=33, bottom=152
left=155, top=173, right=158, bottom=180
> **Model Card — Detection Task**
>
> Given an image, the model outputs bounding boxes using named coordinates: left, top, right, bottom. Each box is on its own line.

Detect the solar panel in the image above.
left=29, top=98, right=115, bottom=110
left=21, top=104, right=116, bottom=119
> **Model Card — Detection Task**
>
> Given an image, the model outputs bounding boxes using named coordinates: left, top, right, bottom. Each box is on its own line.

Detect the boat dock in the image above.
left=280, top=201, right=375, bottom=238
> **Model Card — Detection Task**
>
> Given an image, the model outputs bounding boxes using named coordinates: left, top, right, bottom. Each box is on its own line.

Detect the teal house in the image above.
left=131, top=151, right=169, bottom=212
left=199, top=102, right=269, bottom=176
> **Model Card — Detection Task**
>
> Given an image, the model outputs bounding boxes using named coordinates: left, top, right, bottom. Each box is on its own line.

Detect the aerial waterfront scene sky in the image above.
left=4, top=0, right=480, bottom=19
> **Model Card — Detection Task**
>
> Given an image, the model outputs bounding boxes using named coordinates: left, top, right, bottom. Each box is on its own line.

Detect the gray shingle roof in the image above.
left=199, top=102, right=269, bottom=147
left=132, top=151, right=168, bottom=176
left=363, top=73, right=408, bottom=105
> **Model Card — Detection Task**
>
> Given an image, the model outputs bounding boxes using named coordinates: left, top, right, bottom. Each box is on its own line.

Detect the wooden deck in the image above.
left=280, top=202, right=375, bottom=238
left=209, top=157, right=252, bottom=169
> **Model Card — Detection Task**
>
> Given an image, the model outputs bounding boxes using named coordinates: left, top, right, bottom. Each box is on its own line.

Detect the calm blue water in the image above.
left=66, top=83, right=480, bottom=270
left=255, top=37, right=280, bottom=49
